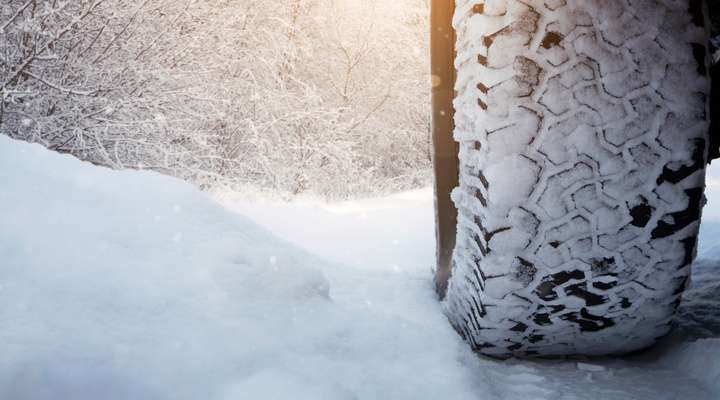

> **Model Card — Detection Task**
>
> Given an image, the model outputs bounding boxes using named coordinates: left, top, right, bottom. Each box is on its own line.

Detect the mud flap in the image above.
left=431, top=0, right=458, bottom=299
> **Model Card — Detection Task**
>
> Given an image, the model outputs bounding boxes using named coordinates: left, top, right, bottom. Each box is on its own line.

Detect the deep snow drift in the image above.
left=1, top=135, right=719, bottom=399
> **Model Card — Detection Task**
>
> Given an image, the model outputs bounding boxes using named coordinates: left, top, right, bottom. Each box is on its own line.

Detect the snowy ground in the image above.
left=2, top=135, right=719, bottom=399
left=220, top=188, right=720, bottom=400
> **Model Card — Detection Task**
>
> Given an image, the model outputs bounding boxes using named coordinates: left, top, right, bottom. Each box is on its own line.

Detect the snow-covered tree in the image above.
left=1, top=0, right=431, bottom=198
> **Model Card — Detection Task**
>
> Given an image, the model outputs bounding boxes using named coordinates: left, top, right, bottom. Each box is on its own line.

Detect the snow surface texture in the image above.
left=0, top=135, right=483, bottom=400
left=446, top=0, right=711, bottom=357
left=1, top=134, right=719, bottom=399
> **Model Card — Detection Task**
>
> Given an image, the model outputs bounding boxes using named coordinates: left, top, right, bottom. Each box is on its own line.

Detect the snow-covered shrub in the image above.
left=0, top=0, right=431, bottom=199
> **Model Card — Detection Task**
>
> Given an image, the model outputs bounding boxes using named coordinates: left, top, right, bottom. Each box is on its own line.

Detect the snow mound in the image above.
left=0, top=136, right=479, bottom=400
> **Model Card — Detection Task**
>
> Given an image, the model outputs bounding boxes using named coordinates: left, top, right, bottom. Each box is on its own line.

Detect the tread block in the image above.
left=445, top=0, right=710, bottom=357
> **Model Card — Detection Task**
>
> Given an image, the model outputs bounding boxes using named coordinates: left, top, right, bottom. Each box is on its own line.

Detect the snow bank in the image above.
left=0, top=135, right=479, bottom=400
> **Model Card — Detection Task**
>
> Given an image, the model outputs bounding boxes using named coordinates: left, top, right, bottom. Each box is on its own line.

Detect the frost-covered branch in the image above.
left=1, top=0, right=432, bottom=199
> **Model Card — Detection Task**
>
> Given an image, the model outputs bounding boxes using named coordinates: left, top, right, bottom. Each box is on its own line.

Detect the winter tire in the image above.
left=440, top=0, right=712, bottom=357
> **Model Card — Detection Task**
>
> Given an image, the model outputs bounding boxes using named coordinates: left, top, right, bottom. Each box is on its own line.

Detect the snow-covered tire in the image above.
left=443, top=0, right=712, bottom=357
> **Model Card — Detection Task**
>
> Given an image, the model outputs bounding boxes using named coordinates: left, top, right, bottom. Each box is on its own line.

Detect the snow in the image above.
left=1, top=134, right=720, bottom=399
left=0, top=135, right=478, bottom=400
